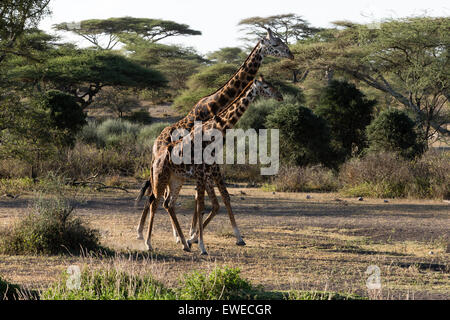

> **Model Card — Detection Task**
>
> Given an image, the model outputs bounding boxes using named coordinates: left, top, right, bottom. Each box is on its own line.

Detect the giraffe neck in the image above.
left=184, top=42, right=264, bottom=125
left=213, top=84, right=258, bottom=133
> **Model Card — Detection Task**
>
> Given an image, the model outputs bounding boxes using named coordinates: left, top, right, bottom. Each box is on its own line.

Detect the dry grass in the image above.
left=0, top=186, right=448, bottom=299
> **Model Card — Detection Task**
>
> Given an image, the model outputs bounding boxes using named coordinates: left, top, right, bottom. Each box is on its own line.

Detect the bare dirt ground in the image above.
left=0, top=185, right=449, bottom=300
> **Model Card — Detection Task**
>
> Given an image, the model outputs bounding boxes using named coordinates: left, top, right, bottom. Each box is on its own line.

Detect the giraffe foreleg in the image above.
left=194, top=181, right=208, bottom=255
left=164, top=177, right=190, bottom=252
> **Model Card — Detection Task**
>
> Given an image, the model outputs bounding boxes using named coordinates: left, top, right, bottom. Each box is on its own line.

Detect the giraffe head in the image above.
left=253, top=75, right=283, bottom=101
left=260, top=29, right=294, bottom=60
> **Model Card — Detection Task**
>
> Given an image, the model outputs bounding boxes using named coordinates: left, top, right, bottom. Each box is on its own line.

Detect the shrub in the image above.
left=92, top=87, right=140, bottom=118
left=124, top=109, right=153, bottom=124
left=136, top=122, right=171, bottom=150
left=339, top=152, right=411, bottom=198
left=96, top=119, right=141, bottom=149
left=270, top=165, right=338, bottom=192
left=178, top=267, right=255, bottom=300
left=173, top=87, right=215, bottom=114
left=265, top=99, right=333, bottom=167
left=0, top=195, right=102, bottom=255
left=172, top=63, right=237, bottom=114
left=36, top=89, right=87, bottom=146
left=77, top=120, right=101, bottom=146
left=236, top=96, right=282, bottom=131
left=315, top=80, right=376, bottom=163
left=408, top=150, right=450, bottom=199
left=339, top=150, right=450, bottom=199
left=366, top=109, right=425, bottom=159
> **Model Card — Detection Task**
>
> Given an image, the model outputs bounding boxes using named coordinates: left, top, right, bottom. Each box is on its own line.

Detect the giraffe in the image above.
left=136, top=29, right=293, bottom=242
left=144, top=76, right=283, bottom=254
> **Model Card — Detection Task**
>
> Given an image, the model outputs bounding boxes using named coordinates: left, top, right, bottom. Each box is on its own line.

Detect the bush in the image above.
left=366, top=109, right=425, bottom=159
left=0, top=195, right=102, bottom=255
left=172, top=63, right=237, bottom=114
left=339, top=152, right=411, bottom=198
left=96, top=119, right=141, bottom=149
left=265, top=98, right=333, bottom=167
left=315, top=80, right=376, bottom=163
left=236, top=96, right=282, bottom=131
left=178, top=267, right=255, bottom=300
left=173, top=87, right=215, bottom=114
left=339, top=150, right=450, bottom=199
left=136, top=122, right=170, bottom=151
left=36, top=89, right=87, bottom=146
left=124, top=109, right=153, bottom=124
left=270, top=165, right=338, bottom=192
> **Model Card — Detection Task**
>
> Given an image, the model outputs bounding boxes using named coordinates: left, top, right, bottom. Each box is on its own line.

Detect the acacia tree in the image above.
left=239, top=14, right=319, bottom=83
left=238, top=13, right=321, bottom=45
left=293, top=17, right=450, bottom=142
left=9, top=48, right=167, bottom=108
left=53, top=17, right=201, bottom=50
left=0, top=0, right=51, bottom=64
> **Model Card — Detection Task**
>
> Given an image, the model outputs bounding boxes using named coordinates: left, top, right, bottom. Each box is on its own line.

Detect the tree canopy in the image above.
left=9, top=49, right=167, bottom=108
left=53, top=17, right=202, bottom=50
left=238, top=13, right=321, bottom=45
left=292, top=17, right=450, bottom=140
left=0, top=0, right=51, bottom=64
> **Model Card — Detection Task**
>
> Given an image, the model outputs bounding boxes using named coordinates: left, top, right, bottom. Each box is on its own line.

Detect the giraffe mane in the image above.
left=195, top=41, right=262, bottom=101
left=215, top=79, right=255, bottom=118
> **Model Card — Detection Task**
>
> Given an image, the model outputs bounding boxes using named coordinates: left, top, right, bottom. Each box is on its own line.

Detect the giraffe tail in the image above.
left=135, top=179, right=151, bottom=204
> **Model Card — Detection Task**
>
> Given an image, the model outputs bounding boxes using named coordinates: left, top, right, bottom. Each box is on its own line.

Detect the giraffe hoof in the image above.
left=236, top=240, right=246, bottom=246
left=187, top=240, right=193, bottom=248
left=200, top=251, right=208, bottom=256
left=183, top=246, right=191, bottom=252
left=146, top=244, right=153, bottom=251
left=136, top=234, right=144, bottom=240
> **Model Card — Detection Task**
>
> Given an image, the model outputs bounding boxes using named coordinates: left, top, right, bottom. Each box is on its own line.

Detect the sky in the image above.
left=39, top=0, right=449, bottom=55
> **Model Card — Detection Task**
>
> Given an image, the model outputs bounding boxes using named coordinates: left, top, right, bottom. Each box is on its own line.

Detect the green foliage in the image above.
left=36, top=90, right=86, bottom=145
left=95, top=119, right=141, bottom=149
left=178, top=267, right=255, bottom=300
left=173, top=87, right=215, bottom=114
left=9, top=50, right=167, bottom=108
left=78, top=119, right=168, bottom=151
left=0, top=195, right=102, bottom=255
left=293, top=17, right=450, bottom=139
left=173, top=63, right=238, bottom=113
left=124, top=109, right=153, bottom=124
left=236, top=97, right=280, bottom=130
left=0, top=0, right=51, bottom=65
left=315, top=80, right=376, bottom=163
left=92, top=87, right=140, bottom=118
left=136, top=122, right=171, bottom=150
left=265, top=96, right=333, bottom=167
left=187, top=63, right=238, bottom=90
left=0, top=92, right=76, bottom=176
left=43, top=268, right=175, bottom=300
left=206, top=47, right=247, bottom=65
left=236, top=92, right=303, bottom=131
left=366, top=109, right=425, bottom=159
left=54, top=17, right=201, bottom=49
